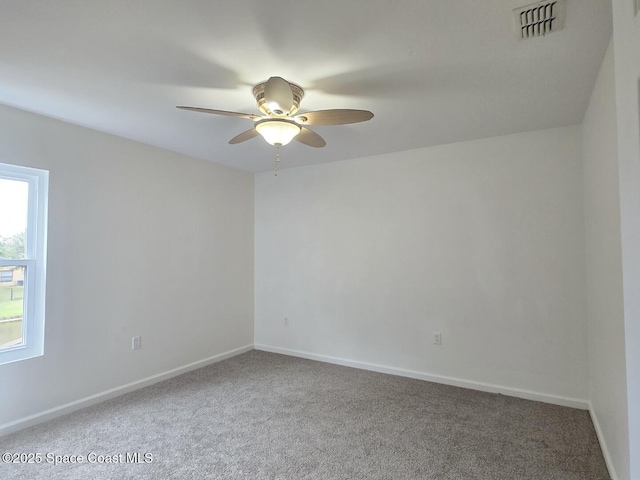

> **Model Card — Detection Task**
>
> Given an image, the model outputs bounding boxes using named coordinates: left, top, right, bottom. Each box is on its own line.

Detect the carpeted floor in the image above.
left=1, top=350, right=609, bottom=479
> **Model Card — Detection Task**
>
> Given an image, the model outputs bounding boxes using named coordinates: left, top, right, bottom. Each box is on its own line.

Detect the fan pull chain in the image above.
left=274, top=145, right=281, bottom=176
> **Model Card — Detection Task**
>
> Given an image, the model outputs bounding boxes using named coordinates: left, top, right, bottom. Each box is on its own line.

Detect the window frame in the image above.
left=0, top=162, right=48, bottom=365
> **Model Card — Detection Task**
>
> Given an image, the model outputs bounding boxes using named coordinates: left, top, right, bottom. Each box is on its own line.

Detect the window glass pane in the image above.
left=0, top=178, right=29, bottom=260
left=0, top=164, right=46, bottom=364
left=0, top=266, right=24, bottom=348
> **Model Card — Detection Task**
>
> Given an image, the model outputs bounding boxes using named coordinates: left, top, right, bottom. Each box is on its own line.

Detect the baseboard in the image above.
left=0, top=343, right=254, bottom=437
left=589, top=402, right=618, bottom=480
left=254, top=344, right=589, bottom=410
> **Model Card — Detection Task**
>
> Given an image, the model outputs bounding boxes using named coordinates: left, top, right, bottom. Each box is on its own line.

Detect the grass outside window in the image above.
left=0, top=285, right=24, bottom=346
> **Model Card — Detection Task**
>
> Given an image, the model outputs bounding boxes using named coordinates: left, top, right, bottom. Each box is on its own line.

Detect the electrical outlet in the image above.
left=284, top=317, right=289, bottom=327
left=132, top=336, right=142, bottom=350
left=433, top=332, right=442, bottom=345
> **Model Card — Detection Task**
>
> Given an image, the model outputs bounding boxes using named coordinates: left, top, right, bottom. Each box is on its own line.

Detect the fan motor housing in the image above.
left=253, top=80, right=305, bottom=116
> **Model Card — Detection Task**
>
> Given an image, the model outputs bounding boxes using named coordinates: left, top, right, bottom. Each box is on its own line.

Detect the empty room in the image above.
left=0, top=1, right=638, bottom=479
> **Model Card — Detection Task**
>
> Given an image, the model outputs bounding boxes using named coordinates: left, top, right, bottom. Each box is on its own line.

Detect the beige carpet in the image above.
left=1, top=350, right=609, bottom=479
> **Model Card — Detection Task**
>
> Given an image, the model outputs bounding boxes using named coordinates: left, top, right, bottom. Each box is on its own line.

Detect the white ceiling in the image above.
left=0, top=1, right=612, bottom=173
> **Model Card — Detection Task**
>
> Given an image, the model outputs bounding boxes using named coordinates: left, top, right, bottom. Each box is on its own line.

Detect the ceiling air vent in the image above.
left=513, top=0, right=565, bottom=38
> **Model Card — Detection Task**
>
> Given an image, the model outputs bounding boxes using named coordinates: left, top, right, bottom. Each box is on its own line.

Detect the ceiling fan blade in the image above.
left=229, top=128, right=260, bottom=144
left=177, top=106, right=259, bottom=120
left=263, top=76, right=294, bottom=115
left=294, top=127, right=326, bottom=148
left=295, top=109, right=374, bottom=126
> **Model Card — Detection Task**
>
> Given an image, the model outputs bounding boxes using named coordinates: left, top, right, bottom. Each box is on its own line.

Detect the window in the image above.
left=0, top=162, right=48, bottom=364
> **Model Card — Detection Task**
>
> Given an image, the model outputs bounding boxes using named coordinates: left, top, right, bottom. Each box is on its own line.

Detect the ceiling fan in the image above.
left=176, top=76, right=374, bottom=149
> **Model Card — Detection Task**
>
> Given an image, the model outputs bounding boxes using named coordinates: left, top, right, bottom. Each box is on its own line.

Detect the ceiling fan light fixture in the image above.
left=178, top=76, right=373, bottom=152
left=255, top=119, right=301, bottom=146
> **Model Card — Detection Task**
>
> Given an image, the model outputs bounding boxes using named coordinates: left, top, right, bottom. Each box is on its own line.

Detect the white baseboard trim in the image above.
left=0, top=343, right=254, bottom=437
left=254, top=344, right=589, bottom=410
left=589, top=402, right=618, bottom=480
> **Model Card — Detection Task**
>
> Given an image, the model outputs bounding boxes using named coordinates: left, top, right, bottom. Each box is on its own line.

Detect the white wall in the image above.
left=611, top=2, right=640, bottom=478
left=582, top=38, right=629, bottom=480
left=255, top=125, right=588, bottom=402
left=0, top=104, right=254, bottom=426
